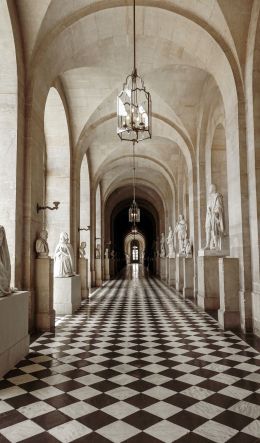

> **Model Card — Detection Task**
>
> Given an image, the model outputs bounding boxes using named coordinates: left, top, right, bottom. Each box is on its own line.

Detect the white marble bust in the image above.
left=36, top=229, right=49, bottom=257
left=0, top=226, right=12, bottom=296
left=54, top=232, right=75, bottom=278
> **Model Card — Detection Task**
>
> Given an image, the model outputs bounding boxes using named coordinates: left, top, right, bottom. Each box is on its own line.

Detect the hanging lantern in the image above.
left=117, top=70, right=152, bottom=143
left=117, top=0, right=152, bottom=143
left=129, top=200, right=140, bottom=223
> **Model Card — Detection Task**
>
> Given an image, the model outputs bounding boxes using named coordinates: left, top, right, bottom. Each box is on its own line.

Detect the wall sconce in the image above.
left=78, top=226, right=90, bottom=232
left=37, top=201, right=60, bottom=213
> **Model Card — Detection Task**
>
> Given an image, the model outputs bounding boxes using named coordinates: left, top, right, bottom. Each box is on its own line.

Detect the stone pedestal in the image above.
left=0, top=292, right=30, bottom=378
left=110, top=259, right=115, bottom=278
left=54, top=275, right=81, bottom=315
left=252, top=283, right=260, bottom=336
left=183, top=257, right=194, bottom=299
left=176, top=254, right=184, bottom=292
left=95, top=258, right=102, bottom=286
left=197, top=249, right=225, bottom=310
left=156, top=256, right=160, bottom=276
left=105, top=258, right=110, bottom=280
left=218, top=258, right=240, bottom=330
left=79, top=258, right=89, bottom=299
left=167, top=257, right=175, bottom=286
left=35, top=257, right=55, bottom=332
left=160, top=257, right=167, bottom=281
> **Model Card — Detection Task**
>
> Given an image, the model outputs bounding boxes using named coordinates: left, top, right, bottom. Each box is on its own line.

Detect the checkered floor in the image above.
left=0, top=267, right=260, bottom=442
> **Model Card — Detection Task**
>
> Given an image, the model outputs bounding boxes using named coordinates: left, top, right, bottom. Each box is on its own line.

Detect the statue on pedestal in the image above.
left=36, top=229, right=49, bottom=257
left=160, top=233, right=166, bottom=258
left=79, top=241, right=86, bottom=258
left=54, top=232, right=75, bottom=278
left=204, top=184, right=224, bottom=251
left=0, top=226, right=12, bottom=296
left=96, top=244, right=101, bottom=259
left=174, top=215, right=187, bottom=254
left=105, top=248, right=109, bottom=259
left=166, top=226, right=175, bottom=258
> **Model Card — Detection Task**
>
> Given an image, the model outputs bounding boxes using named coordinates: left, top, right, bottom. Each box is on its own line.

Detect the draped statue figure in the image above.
left=54, top=232, right=75, bottom=277
left=36, top=229, right=49, bottom=257
left=79, top=241, right=86, bottom=258
left=160, top=233, right=166, bottom=258
left=96, top=244, right=101, bottom=259
left=166, top=226, right=175, bottom=258
left=204, top=184, right=224, bottom=251
left=0, top=226, right=12, bottom=296
left=174, top=215, right=187, bottom=254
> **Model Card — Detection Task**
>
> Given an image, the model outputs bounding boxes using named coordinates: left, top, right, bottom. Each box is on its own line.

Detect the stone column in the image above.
left=183, top=257, right=194, bottom=299
left=105, top=257, right=110, bottom=280
left=95, top=258, right=102, bottom=286
left=160, top=257, right=167, bottom=281
left=176, top=253, right=184, bottom=292
left=218, top=257, right=240, bottom=330
left=197, top=250, right=225, bottom=311
left=79, top=258, right=89, bottom=299
left=35, top=257, right=55, bottom=332
left=167, top=257, right=175, bottom=286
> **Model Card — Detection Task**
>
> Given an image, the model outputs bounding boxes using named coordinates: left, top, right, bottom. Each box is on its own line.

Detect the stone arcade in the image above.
left=1, top=1, right=260, bottom=441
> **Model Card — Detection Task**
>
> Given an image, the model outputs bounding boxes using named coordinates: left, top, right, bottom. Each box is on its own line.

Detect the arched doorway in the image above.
left=131, top=240, right=139, bottom=264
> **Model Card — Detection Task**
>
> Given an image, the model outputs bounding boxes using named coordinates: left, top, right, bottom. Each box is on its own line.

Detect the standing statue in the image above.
left=160, top=233, right=166, bottom=258
left=36, top=229, right=49, bottom=257
left=185, top=238, right=193, bottom=257
left=174, top=215, right=187, bottom=254
left=166, top=226, right=175, bottom=258
left=79, top=241, right=86, bottom=258
left=204, top=184, right=224, bottom=251
left=54, top=232, right=75, bottom=278
left=0, top=226, right=12, bottom=296
left=96, top=244, right=101, bottom=259
left=105, top=248, right=109, bottom=259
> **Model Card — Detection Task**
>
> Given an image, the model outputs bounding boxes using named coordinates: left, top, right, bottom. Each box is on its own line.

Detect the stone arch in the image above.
left=44, top=86, right=71, bottom=256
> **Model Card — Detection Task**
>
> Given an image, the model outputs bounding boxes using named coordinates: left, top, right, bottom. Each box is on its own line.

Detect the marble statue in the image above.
left=36, top=229, right=49, bottom=257
left=79, top=241, right=86, bottom=258
left=54, top=232, right=75, bottom=278
left=105, top=248, right=109, bottom=259
left=166, top=226, right=175, bottom=258
left=0, top=226, right=12, bottom=296
left=204, top=184, right=224, bottom=251
left=185, top=238, right=193, bottom=257
left=174, top=214, right=187, bottom=254
left=160, top=233, right=166, bottom=258
left=96, top=244, right=101, bottom=259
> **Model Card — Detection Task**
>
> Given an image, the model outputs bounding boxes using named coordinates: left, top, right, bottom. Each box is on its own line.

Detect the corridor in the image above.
left=0, top=270, right=260, bottom=443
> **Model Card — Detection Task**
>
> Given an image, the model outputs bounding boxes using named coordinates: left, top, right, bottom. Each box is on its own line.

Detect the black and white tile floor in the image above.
left=0, top=266, right=260, bottom=442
